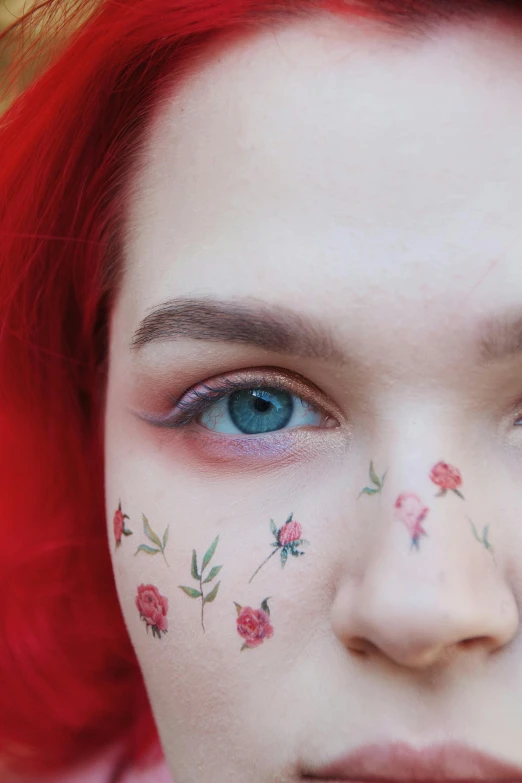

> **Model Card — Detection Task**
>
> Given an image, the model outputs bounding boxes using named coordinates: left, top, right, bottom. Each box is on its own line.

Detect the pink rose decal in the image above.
left=249, top=513, right=309, bottom=583
left=234, top=599, right=274, bottom=651
left=136, top=583, right=168, bottom=639
left=430, top=461, right=464, bottom=499
left=278, top=519, right=302, bottom=546
left=395, top=492, right=429, bottom=551
left=113, top=500, right=132, bottom=547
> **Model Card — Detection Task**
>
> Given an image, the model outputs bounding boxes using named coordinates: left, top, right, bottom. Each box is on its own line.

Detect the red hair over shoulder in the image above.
left=0, top=0, right=520, bottom=777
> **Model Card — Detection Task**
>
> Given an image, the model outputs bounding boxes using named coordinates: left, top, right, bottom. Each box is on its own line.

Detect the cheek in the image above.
left=106, top=489, right=335, bottom=772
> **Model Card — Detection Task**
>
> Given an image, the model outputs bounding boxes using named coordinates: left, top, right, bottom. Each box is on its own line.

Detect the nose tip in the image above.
left=331, top=540, right=519, bottom=670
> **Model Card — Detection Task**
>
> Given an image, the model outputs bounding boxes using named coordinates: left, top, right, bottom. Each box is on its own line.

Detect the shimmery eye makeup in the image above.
left=136, top=367, right=340, bottom=435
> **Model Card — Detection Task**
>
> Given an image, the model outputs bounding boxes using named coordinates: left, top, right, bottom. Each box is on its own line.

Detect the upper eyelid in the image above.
left=160, top=368, right=338, bottom=429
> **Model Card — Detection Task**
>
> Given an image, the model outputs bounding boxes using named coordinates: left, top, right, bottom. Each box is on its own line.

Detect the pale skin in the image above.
left=105, top=11, right=522, bottom=783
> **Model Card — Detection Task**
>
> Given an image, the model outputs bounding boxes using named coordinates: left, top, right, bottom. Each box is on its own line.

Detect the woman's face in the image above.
left=105, top=12, right=522, bottom=782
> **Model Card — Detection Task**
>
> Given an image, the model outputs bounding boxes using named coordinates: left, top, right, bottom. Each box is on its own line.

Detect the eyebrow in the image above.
left=130, top=296, right=522, bottom=366
left=130, top=297, right=344, bottom=360
left=477, top=313, right=522, bottom=363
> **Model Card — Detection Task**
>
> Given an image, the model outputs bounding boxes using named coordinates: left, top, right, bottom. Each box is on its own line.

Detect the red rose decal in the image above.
left=394, top=492, right=429, bottom=551
left=234, top=599, right=273, bottom=651
left=430, top=461, right=464, bottom=499
left=113, top=500, right=132, bottom=547
left=136, top=583, right=168, bottom=639
left=278, top=519, right=302, bottom=546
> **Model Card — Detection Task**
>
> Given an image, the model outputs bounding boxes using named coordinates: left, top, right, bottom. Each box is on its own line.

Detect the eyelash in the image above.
left=153, top=371, right=331, bottom=431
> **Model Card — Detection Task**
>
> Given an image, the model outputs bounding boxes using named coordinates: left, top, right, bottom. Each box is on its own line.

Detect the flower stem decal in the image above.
left=136, top=583, right=168, bottom=639
left=179, top=535, right=222, bottom=632
left=358, top=461, right=387, bottom=498
left=234, top=598, right=274, bottom=651
left=248, top=513, right=308, bottom=584
left=114, top=500, right=133, bottom=548
left=430, top=461, right=465, bottom=499
left=134, top=514, right=170, bottom=566
left=467, top=517, right=494, bottom=555
left=394, top=492, right=429, bottom=551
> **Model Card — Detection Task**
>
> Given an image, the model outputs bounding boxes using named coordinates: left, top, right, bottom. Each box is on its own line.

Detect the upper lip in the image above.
left=302, top=742, right=522, bottom=780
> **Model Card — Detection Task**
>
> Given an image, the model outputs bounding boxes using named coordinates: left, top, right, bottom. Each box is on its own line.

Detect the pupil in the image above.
left=228, top=388, right=293, bottom=434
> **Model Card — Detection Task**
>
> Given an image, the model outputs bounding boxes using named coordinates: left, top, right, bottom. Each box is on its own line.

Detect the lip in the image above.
left=302, top=742, right=522, bottom=781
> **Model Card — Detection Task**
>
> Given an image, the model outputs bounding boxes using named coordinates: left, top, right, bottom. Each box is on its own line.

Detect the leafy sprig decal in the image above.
left=134, top=514, right=169, bottom=567
left=179, top=535, right=222, bottom=632
left=249, top=513, right=308, bottom=583
left=468, top=517, right=494, bottom=556
left=358, top=461, right=387, bottom=498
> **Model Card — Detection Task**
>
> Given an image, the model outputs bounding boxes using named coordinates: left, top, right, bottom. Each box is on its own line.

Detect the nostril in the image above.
left=459, top=636, right=484, bottom=651
left=348, top=637, right=377, bottom=657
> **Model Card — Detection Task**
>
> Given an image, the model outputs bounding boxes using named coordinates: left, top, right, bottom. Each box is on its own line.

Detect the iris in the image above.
left=228, top=388, right=293, bottom=434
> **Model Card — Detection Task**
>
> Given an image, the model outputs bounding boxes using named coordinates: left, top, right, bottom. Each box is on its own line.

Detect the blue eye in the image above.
left=199, top=386, right=322, bottom=435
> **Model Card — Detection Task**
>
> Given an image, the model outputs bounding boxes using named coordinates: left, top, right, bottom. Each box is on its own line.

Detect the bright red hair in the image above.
left=0, top=0, right=520, bottom=777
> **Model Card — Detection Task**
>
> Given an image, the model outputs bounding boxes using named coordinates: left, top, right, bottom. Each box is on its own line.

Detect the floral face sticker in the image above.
left=179, top=536, right=222, bottom=632
left=468, top=517, right=494, bottom=555
left=430, top=461, right=464, bottom=499
left=136, top=583, right=168, bottom=639
left=234, top=598, right=273, bottom=651
left=394, top=492, right=429, bottom=551
left=249, top=513, right=308, bottom=583
left=134, top=514, right=169, bottom=566
left=113, top=500, right=133, bottom=548
left=358, top=461, right=387, bottom=498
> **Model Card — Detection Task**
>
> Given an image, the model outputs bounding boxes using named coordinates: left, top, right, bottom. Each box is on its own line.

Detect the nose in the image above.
left=331, top=460, right=519, bottom=670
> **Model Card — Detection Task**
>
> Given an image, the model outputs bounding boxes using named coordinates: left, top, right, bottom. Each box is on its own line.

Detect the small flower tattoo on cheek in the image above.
left=113, top=500, right=133, bottom=548
left=179, top=536, right=222, bottom=632
left=394, top=492, right=430, bottom=551
left=134, top=514, right=170, bottom=567
left=430, top=461, right=465, bottom=499
left=234, top=598, right=274, bottom=651
left=248, top=513, right=309, bottom=583
left=358, top=461, right=388, bottom=498
left=136, top=583, right=168, bottom=639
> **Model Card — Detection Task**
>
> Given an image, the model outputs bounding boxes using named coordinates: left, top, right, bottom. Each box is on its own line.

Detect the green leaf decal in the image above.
left=358, top=487, right=378, bottom=497
left=135, top=544, right=161, bottom=555
left=179, top=586, right=202, bottom=598
left=203, top=581, right=220, bottom=604
left=191, top=549, right=200, bottom=580
left=122, top=529, right=133, bottom=536
left=280, top=548, right=288, bottom=568
left=369, top=460, right=381, bottom=488
left=162, top=525, right=169, bottom=550
left=202, top=564, right=222, bottom=584
left=380, top=469, right=388, bottom=487
left=202, top=535, right=219, bottom=572
left=142, top=515, right=163, bottom=549
left=270, top=519, right=278, bottom=537
left=234, top=602, right=243, bottom=616
left=260, top=598, right=271, bottom=615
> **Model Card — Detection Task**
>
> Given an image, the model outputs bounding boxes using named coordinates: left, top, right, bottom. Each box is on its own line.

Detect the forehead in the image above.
left=119, top=13, right=522, bottom=354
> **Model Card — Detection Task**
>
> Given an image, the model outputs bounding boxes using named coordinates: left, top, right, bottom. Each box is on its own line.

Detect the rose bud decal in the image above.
left=249, top=513, right=309, bottom=584
left=394, top=492, right=429, bottom=551
left=430, top=461, right=464, bottom=499
left=234, top=598, right=274, bottom=651
left=114, top=500, right=132, bottom=548
left=136, top=583, right=168, bottom=639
